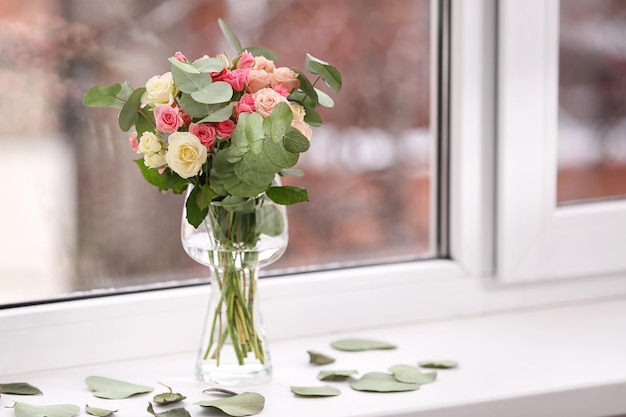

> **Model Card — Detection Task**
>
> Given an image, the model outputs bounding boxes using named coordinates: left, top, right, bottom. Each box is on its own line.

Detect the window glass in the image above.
left=558, top=0, right=626, bottom=204
left=0, top=0, right=434, bottom=305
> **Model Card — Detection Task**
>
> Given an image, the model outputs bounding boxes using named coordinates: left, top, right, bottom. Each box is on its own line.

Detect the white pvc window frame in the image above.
left=497, top=0, right=626, bottom=283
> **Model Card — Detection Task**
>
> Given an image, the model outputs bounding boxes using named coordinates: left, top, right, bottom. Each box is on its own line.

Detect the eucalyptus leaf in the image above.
left=314, top=88, right=335, bottom=108
left=389, top=364, right=437, bottom=385
left=167, top=57, right=200, bottom=74
left=349, top=372, right=419, bottom=393
left=292, top=69, right=318, bottom=105
left=307, top=350, right=336, bottom=365
left=196, top=103, right=234, bottom=123
left=317, top=370, right=358, bottom=381
left=147, top=403, right=190, bottom=417
left=280, top=169, right=304, bottom=177
left=255, top=205, right=285, bottom=237
left=192, top=57, right=227, bottom=73
left=191, top=81, right=233, bottom=104
left=153, top=392, right=186, bottom=405
left=177, top=93, right=212, bottom=118
left=202, top=388, right=238, bottom=397
left=218, top=18, right=243, bottom=53
left=266, top=186, right=309, bottom=205
left=290, top=385, right=341, bottom=397
left=13, top=402, right=80, bottom=417
left=171, top=64, right=213, bottom=94
left=85, top=405, right=117, bottom=417
left=263, top=102, right=293, bottom=144
left=83, top=82, right=132, bottom=109
left=118, top=87, right=145, bottom=132
left=196, top=184, right=218, bottom=210
left=134, top=159, right=188, bottom=194
left=85, top=376, right=153, bottom=399
left=419, top=360, right=458, bottom=369
left=195, top=392, right=265, bottom=417
left=0, top=382, right=43, bottom=395
left=305, top=54, right=342, bottom=92
left=243, top=46, right=279, bottom=61
left=331, top=339, right=397, bottom=352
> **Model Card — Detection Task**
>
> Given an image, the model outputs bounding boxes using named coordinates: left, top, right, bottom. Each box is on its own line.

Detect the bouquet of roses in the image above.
left=83, top=19, right=341, bottom=228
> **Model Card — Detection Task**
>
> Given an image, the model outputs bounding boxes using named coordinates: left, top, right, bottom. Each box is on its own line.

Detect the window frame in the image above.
left=4, top=0, right=626, bottom=376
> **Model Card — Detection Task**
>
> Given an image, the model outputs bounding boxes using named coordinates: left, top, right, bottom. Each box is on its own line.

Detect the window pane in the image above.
left=0, top=0, right=434, bottom=305
left=558, top=0, right=626, bottom=204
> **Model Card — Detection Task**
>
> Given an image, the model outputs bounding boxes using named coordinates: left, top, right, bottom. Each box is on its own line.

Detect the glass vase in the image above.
left=181, top=185, right=288, bottom=386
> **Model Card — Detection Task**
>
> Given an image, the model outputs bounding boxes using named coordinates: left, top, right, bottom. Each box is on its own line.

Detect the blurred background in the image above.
left=0, top=0, right=434, bottom=305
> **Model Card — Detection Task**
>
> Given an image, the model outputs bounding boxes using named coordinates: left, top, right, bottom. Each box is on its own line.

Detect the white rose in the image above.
left=252, top=88, right=289, bottom=118
left=165, top=132, right=208, bottom=179
left=138, top=131, right=162, bottom=154
left=291, top=120, right=313, bottom=140
left=141, top=72, right=175, bottom=107
left=144, top=150, right=167, bottom=169
left=289, top=102, right=306, bottom=122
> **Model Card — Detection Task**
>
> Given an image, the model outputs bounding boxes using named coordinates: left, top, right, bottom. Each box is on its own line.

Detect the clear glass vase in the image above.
left=181, top=185, right=288, bottom=386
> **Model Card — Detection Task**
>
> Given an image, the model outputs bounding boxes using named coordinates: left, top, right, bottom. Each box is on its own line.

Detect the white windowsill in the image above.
left=3, top=295, right=626, bottom=417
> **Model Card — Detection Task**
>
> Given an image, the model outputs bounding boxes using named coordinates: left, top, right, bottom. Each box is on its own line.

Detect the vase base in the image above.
left=196, top=364, right=272, bottom=386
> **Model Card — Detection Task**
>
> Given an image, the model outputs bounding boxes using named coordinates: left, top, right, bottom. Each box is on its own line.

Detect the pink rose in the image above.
left=247, top=69, right=271, bottom=93
left=252, top=87, right=289, bottom=118
left=253, top=56, right=276, bottom=72
left=128, top=132, right=139, bottom=152
left=215, top=119, right=236, bottom=140
left=270, top=67, right=300, bottom=92
left=235, top=93, right=256, bottom=117
left=173, top=51, right=187, bottom=62
left=189, top=122, right=217, bottom=150
left=273, top=84, right=290, bottom=97
left=236, top=51, right=255, bottom=69
left=154, top=105, right=183, bottom=133
left=223, top=69, right=249, bottom=92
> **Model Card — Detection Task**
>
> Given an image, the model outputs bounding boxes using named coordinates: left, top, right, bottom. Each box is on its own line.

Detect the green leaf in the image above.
left=83, top=83, right=132, bottom=109
left=191, top=81, right=233, bottom=104
left=192, top=57, right=227, bottom=73
left=135, top=110, right=155, bottom=138
left=283, top=127, right=310, bottom=152
left=13, top=402, right=80, bottom=417
left=185, top=185, right=209, bottom=228
left=218, top=18, right=242, bottom=53
left=290, top=385, right=341, bottom=397
left=85, top=376, right=153, bottom=399
left=349, top=372, right=419, bottom=393
left=168, top=57, right=200, bottom=74
left=195, top=392, right=265, bottom=417
left=196, top=104, right=234, bottom=123
left=243, top=46, right=279, bottom=61
left=305, top=54, right=342, bottom=92
left=266, top=186, right=309, bottom=205
left=255, top=204, right=285, bottom=237
left=280, top=168, right=304, bottom=177
left=317, top=370, right=358, bottom=381
left=302, top=103, right=323, bottom=127
left=263, top=102, right=293, bottom=144
left=134, top=159, right=188, bottom=194
left=178, top=93, right=210, bottom=119
left=330, top=339, right=397, bottom=352
left=118, top=87, right=146, bottom=132
left=389, top=365, right=437, bottom=384
left=419, top=360, right=458, bottom=369
left=202, top=388, right=238, bottom=397
left=153, top=382, right=186, bottom=405
left=171, top=64, right=213, bottom=94
left=196, top=184, right=218, bottom=210
left=307, top=350, right=335, bottom=365
left=315, top=87, right=335, bottom=108
left=292, top=69, right=318, bottom=106
left=85, top=405, right=117, bottom=417
left=0, top=382, right=42, bottom=395
left=147, top=403, right=191, bottom=417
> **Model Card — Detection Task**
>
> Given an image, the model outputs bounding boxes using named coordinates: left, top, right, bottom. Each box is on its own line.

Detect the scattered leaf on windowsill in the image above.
left=307, top=350, right=336, bottom=365
left=147, top=403, right=191, bottom=417
left=86, top=404, right=118, bottom=416
left=419, top=360, right=458, bottom=369
left=389, top=365, right=437, bottom=384
left=11, top=402, right=80, bottom=417
left=317, top=370, right=358, bottom=381
left=331, top=339, right=396, bottom=352
left=349, top=372, right=419, bottom=393
left=153, top=382, right=186, bottom=405
left=195, top=392, right=265, bottom=417
left=0, top=383, right=43, bottom=396
left=202, top=387, right=238, bottom=397
left=290, top=385, right=341, bottom=397
left=85, top=376, right=153, bottom=399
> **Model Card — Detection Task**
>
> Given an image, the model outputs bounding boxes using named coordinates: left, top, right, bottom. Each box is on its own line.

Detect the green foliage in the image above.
left=85, top=376, right=153, bottom=400
left=13, top=402, right=80, bottom=417
left=118, top=87, right=146, bottom=132
left=255, top=204, right=285, bottom=237
left=195, top=392, right=265, bottom=417
left=331, top=339, right=397, bottom=352
left=0, top=382, right=42, bottom=396
left=306, top=53, right=342, bottom=92
left=170, top=65, right=212, bottom=94
left=134, top=159, right=188, bottom=194
left=243, top=46, right=279, bottom=61
left=147, top=403, right=190, bottom=417
left=317, top=370, right=359, bottom=381
left=307, top=350, right=336, bottom=365
left=190, top=81, right=233, bottom=104
left=389, top=364, right=437, bottom=384
left=218, top=18, right=242, bottom=53
left=83, top=82, right=133, bottom=109
left=290, top=385, right=341, bottom=397
left=196, top=104, right=234, bottom=123
left=192, top=57, right=226, bottom=73
left=85, top=405, right=117, bottom=417
left=419, top=360, right=458, bottom=369
left=349, top=372, right=420, bottom=393
left=185, top=185, right=209, bottom=228
left=266, top=186, right=309, bottom=205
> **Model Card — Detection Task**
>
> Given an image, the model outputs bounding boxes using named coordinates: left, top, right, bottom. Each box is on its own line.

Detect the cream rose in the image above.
left=291, top=120, right=313, bottom=140
left=289, top=102, right=306, bottom=122
left=141, top=72, right=175, bottom=107
left=252, top=88, right=289, bottom=118
left=247, top=69, right=272, bottom=93
left=270, top=67, right=300, bottom=92
left=253, top=56, right=275, bottom=72
left=138, top=131, right=162, bottom=154
left=144, top=150, right=167, bottom=169
left=165, top=132, right=208, bottom=179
